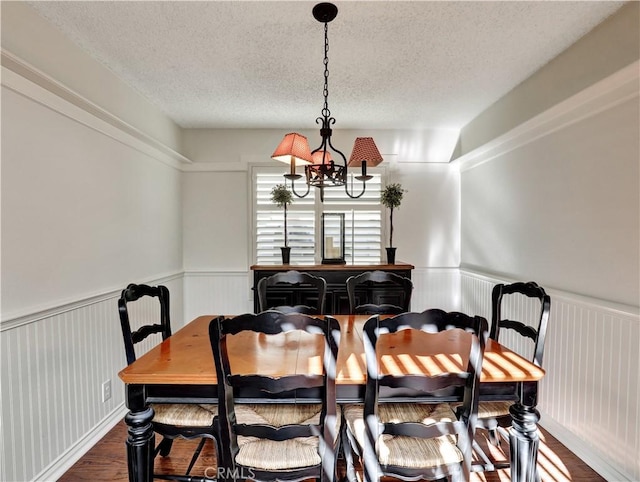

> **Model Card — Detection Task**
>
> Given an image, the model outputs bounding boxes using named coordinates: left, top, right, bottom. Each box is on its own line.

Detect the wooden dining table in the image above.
left=119, top=314, right=545, bottom=482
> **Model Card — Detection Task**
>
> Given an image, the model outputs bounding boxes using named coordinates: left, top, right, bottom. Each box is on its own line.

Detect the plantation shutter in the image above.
left=323, top=174, right=383, bottom=264
left=254, top=168, right=382, bottom=264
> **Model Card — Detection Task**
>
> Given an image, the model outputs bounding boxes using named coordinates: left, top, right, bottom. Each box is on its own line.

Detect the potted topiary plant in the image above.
left=270, top=184, right=294, bottom=264
left=380, top=182, right=406, bottom=264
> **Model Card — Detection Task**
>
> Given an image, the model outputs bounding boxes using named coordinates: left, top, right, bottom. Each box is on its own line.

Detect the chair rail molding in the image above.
left=452, top=60, right=640, bottom=172
left=1, top=49, right=193, bottom=170
left=0, top=271, right=185, bottom=331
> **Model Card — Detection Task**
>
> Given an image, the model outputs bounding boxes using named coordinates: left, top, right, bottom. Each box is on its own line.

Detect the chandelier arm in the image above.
left=344, top=177, right=367, bottom=199
left=289, top=175, right=311, bottom=198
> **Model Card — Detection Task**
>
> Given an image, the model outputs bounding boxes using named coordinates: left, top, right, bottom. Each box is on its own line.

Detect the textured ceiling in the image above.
left=29, top=1, right=625, bottom=130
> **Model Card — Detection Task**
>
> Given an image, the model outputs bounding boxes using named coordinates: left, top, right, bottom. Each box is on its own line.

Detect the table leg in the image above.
left=125, top=385, right=155, bottom=482
left=508, top=402, right=540, bottom=482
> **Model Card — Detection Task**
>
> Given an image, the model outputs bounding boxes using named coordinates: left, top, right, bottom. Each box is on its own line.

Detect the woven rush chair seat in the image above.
left=342, top=403, right=462, bottom=468
left=477, top=401, right=511, bottom=419
left=152, top=403, right=218, bottom=427
left=450, top=400, right=512, bottom=420
left=234, top=404, right=341, bottom=470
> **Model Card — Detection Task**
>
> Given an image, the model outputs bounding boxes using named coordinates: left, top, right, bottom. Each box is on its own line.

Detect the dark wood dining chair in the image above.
left=346, top=270, right=413, bottom=314
left=468, top=281, right=550, bottom=474
left=458, top=281, right=551, bottom=481
left=209, top=311, right=341, bottom=481
left=118, top=283, right=223, bottom=481
left=257, top=270, right=327, bottom=314
left=341, top=309, right=488, bottom=482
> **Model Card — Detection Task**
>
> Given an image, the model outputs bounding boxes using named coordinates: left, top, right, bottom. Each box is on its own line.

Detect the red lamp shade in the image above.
left=271, top=133, right=313, bottom=165
left=347, top=137, right=383, bottom=167
left=312, top=150, right=333, bottom=164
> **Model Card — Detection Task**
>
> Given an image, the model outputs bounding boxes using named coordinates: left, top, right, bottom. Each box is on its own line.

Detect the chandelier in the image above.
left=271, top=2, right=383, bottom=202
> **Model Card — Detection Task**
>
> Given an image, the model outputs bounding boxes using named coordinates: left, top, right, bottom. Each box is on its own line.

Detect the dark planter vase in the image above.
left=280, top=247, right=291, bottom=264
left=386, top=247, right=397, bottom=264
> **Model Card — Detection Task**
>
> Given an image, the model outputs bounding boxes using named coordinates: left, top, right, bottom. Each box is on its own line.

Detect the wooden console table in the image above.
left=250, top=262, right=414, bottom=314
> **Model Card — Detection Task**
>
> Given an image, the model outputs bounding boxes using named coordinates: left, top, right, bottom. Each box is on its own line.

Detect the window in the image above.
left=253, top=166, right=383, bottom=265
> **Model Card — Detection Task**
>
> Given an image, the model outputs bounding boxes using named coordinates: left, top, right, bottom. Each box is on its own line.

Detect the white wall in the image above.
left=1, top=86, right=183, bottom=318
left=388, top=163, right=459, bottom=268
left=182, top=127, right=460, bottom=164
left=180, top=129, right=463, bottom=317
left=183, top=171, right=250, bottom=271
left=457, top=51, right=640, bottom=481
left=0, top=71, right=185, bottom=480
left=454, top=10, right=640, bottom=477
left=460, top=95, right=639, bottom=306
left=1, top=4, right=187, bottom=480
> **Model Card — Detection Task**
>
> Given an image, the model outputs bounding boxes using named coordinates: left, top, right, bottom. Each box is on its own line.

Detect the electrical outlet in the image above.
left=101, top=379, right=112, bottom=402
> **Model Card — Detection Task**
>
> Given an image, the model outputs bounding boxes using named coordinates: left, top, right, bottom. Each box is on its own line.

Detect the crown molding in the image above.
left=453, top=60, right=640, bottom=172
left=1, top=49, right=193, bottom=169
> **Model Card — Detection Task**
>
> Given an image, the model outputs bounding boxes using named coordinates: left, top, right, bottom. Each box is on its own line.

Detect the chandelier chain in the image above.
left=322, top=21, right=330, bottom=118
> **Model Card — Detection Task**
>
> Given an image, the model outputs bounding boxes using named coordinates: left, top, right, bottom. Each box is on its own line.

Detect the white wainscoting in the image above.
left=183, top=271, right=254, bottom=324
left=410, top=267, right=461, bottom=312
left=460, top=269, right=640, bottom=481
left=0, top=274, right=183, bottom=482
left=182, top=268, right=461, bottom=324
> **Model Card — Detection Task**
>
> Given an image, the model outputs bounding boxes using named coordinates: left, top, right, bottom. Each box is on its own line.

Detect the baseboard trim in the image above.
left=539, top=410, right=633, bottom=482
left=33, top=404, right=127, bottom=482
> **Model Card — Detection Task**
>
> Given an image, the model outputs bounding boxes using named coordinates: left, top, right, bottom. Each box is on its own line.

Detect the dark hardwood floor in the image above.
left=59, top=419, right=604, bottom=481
